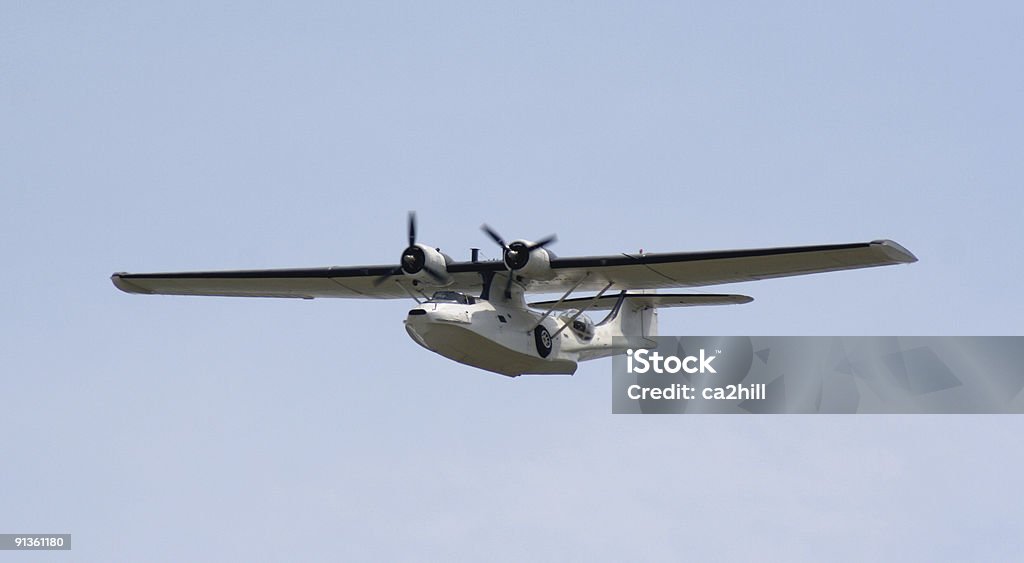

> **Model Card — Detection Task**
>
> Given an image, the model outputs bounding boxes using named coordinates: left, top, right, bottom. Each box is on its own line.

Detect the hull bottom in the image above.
left=406, top=322, right=577, bottom=377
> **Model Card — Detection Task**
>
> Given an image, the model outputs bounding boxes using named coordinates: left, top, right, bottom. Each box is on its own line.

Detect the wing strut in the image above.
left=550, top=282, right=614, bottom=339
left=531, top=273, right=590, bottom=330
left=393, top=280, right=425, bottom=304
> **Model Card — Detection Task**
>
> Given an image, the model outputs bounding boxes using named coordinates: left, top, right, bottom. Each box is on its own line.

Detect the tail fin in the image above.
left=596, top=290, right=658, bottom=347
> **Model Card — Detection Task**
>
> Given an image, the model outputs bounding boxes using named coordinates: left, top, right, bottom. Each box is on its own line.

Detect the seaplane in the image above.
left=111, top=213, right=917, bottom=377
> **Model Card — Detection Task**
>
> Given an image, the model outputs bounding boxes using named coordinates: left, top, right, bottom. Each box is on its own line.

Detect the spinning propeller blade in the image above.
left=373, top=211, right=430, bottom=287
left=372, top=266, right=404, bottom=287
left=480, top=224, right=508, bottom=250
left=527, top=234, right=557, bottom=251
left=408, top=211, right=417, bottom=247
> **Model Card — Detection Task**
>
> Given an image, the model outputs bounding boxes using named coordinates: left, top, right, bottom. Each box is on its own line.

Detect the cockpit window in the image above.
left=427, top=291, right=475, bottom=305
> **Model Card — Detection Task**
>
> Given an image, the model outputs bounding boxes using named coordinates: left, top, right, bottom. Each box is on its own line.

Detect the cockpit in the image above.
left=426, top=291, right=476, bottom=305
left=559, top=309, right=595, bottom=341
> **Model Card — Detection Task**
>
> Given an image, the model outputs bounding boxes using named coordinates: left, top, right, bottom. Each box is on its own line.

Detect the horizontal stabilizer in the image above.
left=529, top=292, right=753, bottom=311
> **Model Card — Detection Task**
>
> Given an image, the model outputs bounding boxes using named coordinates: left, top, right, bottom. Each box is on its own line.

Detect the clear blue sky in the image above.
left=2, top=2, right=1022, bottom=561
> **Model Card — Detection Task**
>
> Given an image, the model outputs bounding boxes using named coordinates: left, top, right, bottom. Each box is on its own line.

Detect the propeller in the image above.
left=481, top=224, right=508, bottom=251
left=480, top=224, right=557, bottom=298
left=373, top=212, right=448, bottom=286
left=407, top=211, right=416, bottom=247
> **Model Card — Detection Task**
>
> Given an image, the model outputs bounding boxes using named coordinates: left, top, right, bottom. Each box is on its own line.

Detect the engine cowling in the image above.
left=401, top=243, right=452, bottom=285
left=504, top=240, right=555, bottom=280
left=479, top=224, right=558, bottom=298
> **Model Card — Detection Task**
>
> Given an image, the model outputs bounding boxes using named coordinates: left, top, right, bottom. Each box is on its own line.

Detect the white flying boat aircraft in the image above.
left=112, top=214, right=917, bottom=376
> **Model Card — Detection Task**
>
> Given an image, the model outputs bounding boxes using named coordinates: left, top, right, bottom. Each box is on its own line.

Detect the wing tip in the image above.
left=111, top=273, right=152, bottom=295
left=870, top=239, right=918, bottom=264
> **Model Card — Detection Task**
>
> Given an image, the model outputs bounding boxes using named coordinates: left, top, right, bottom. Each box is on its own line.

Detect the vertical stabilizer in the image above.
left=595, top=290, right=658, bottom=348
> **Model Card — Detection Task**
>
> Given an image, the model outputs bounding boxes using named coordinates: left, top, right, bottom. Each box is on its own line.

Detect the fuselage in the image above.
left=403, top=291, right=639, bottom=377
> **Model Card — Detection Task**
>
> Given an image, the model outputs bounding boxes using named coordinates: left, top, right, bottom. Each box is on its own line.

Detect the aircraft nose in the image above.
left=406, top=309, right=429, bottom=327
left=405, top=305, right=468, bottom=325
left=404, top=308, right=433, bottom=348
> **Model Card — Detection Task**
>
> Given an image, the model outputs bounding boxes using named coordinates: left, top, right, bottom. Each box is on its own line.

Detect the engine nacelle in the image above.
left=504, top=240, right=555, bottom=280
left=401, top=243, right=453, bottom=286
